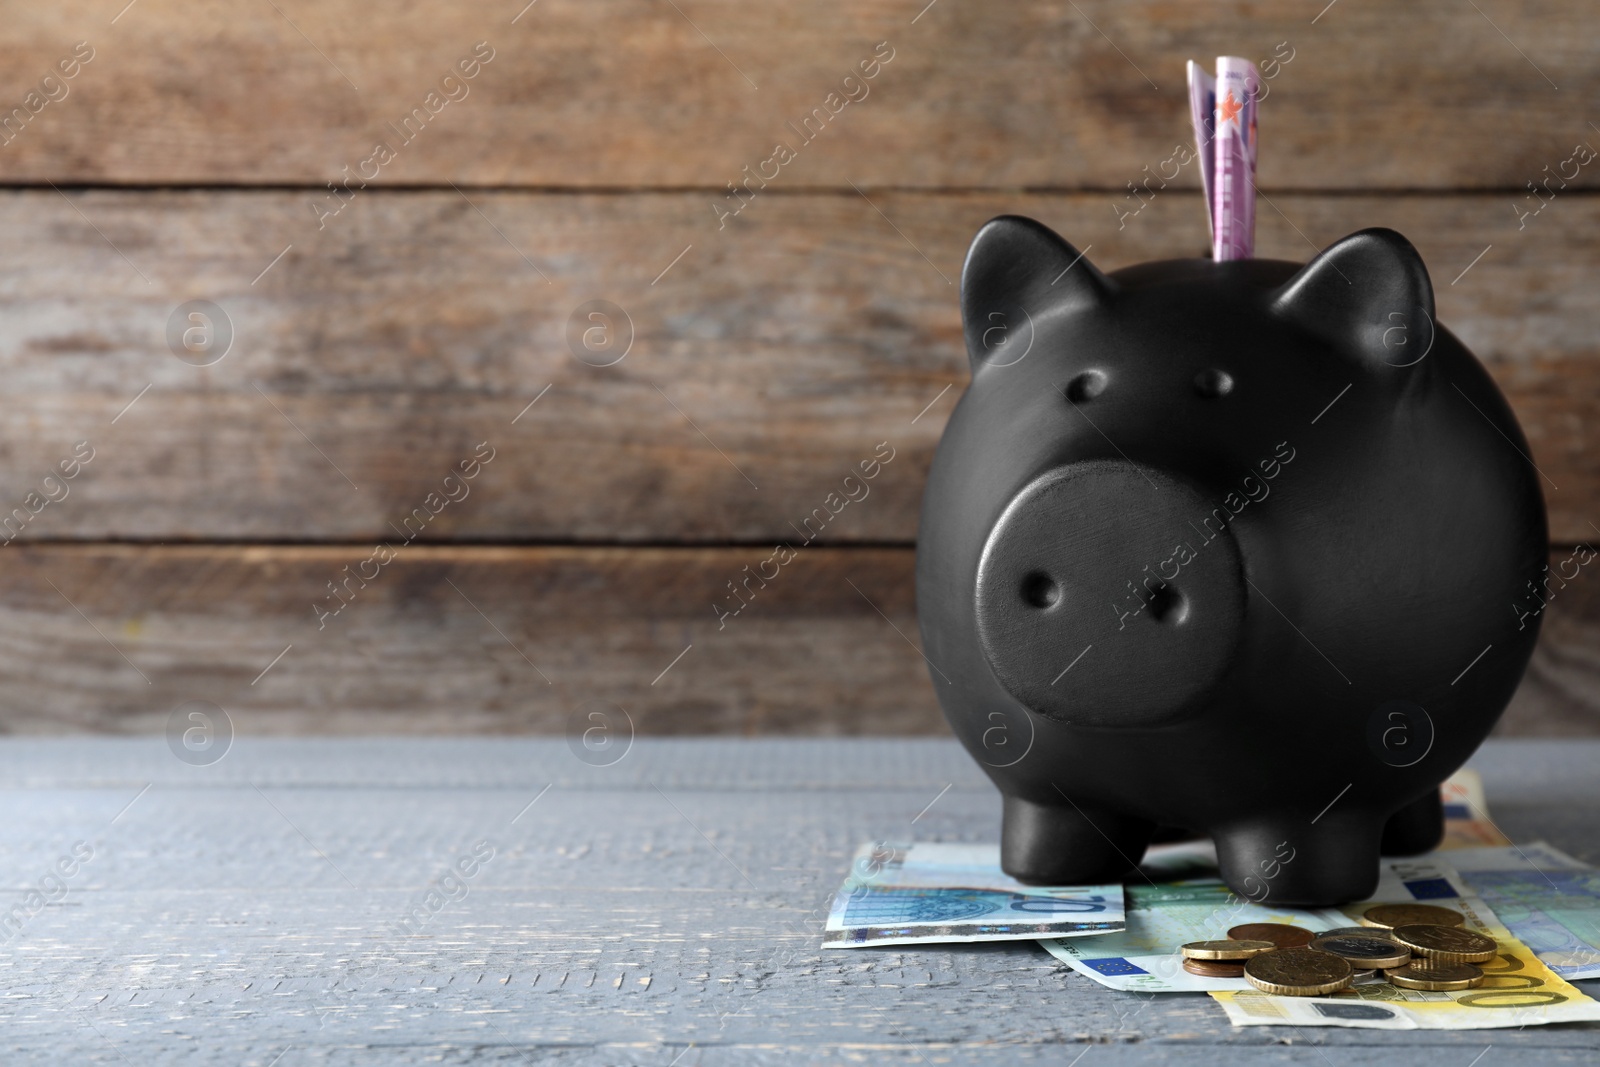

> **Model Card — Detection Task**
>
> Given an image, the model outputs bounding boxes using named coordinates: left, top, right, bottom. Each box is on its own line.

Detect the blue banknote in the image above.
left=823, top=842, right=1124, bottom=948
left=1451, top=842, right=1600, bottom=980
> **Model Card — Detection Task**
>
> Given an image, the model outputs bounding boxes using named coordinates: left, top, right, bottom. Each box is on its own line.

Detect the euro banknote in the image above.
left=1185, top=60, right=1216, bottom=242
left=823, top=842, right=1124, bottom=948
left=1211, top=857, right=1600, bottom=1029
left=1210, top=56, right=1258, bottom=260
left=1439, top=768, right=1512, bottom=848
left=1039, top=874, right=1350, bottom=992
left=1450, top=841, right=1600, bottom=980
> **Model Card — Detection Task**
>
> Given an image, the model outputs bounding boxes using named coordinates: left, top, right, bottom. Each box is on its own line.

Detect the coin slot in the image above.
left=1148, top=585, right=1188, bottom=624
left=1193, top=368, right=1234, bottom=397
left=1064, top=370, right=1107, bottom=403
left=1020, top=572, right=1060, bottom=609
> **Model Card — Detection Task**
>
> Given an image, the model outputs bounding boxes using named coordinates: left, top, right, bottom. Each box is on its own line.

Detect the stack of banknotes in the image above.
left=1044, top=848, right=1600, bottom=1029
left=824, top=771, right=1600, bottom=1029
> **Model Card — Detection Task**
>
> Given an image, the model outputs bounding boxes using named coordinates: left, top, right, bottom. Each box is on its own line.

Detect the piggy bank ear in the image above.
left=962, top=215, right=1114, bottom=373
left=1269, top=228, right=1436, bottom=372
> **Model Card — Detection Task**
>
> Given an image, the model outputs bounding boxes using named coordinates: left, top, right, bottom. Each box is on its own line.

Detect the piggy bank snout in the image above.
left=973, top=461, right=1245, bottom=728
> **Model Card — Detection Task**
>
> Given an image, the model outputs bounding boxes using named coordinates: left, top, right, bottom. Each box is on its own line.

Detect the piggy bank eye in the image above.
left=1193, top=368, right=1234, bottom=398
left=1064, top=370, right=1107, bottom=403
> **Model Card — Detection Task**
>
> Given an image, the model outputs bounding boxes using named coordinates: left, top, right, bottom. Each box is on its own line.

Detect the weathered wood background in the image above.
left=0, top=1, right=1595, bottom=735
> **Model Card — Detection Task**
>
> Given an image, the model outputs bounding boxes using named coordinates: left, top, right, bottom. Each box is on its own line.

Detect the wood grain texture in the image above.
left=0, top=544, right=1591, bottom=736
left=2, top=1, right=1597, bottom=740
left=0, top=738, right=1597, bottom=1064
left=0, top=544, right=931, bottom=736
left=0, top=1, right=1595, bottom=189
left=2, top=188, right=1596, bottom=542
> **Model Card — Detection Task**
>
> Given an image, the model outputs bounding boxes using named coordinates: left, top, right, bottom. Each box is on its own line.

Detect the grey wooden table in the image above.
left=2, top=737, right=1598, bottom=1065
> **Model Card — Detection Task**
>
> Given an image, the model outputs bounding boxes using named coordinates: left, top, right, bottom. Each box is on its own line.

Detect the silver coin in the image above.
left=1320, top=926, right=1396, bottom=940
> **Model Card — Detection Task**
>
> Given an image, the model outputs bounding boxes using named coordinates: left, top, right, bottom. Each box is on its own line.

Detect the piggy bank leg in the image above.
left=1214, top=816, right=1382, bottom=906
left=1001, top=793, right=1153, bottom=885
left=1380, top=790, right=1444, bottom=856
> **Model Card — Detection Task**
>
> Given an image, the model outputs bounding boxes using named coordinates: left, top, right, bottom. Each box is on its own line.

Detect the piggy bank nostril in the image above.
left=1193, top=368, right=1235, bottom=398
left=1020, top=572, right=1060, bottom=609
left=1148, top=585, right=1189, bottom=624
left=1064, top=370, right=1107, bottom=403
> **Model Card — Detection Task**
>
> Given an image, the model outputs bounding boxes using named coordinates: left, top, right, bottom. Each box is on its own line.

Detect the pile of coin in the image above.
left=1178, top=903, right=1498, bottom=996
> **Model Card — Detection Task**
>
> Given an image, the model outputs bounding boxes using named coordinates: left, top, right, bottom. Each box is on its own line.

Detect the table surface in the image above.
left=3, top=737, right=1599, bottom=1065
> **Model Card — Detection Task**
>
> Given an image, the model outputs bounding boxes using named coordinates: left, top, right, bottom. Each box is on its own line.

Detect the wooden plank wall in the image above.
left=0, top=1, right=1595, bottom=735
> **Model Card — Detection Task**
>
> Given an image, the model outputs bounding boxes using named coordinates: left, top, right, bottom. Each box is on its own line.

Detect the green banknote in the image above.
left=1040, top=877, right=1349, bottom=992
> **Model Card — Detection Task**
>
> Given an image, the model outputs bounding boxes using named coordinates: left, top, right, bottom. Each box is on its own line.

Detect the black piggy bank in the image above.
left=915, top=216, right=1547, bottom=905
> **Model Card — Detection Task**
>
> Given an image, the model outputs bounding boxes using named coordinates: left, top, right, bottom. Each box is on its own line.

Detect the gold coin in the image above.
left=1228, top=923, right=1316, bottom=949
left=1308, top=935, right=1412, bottom=970
left=1386, top=961, right=1485, bottom=991
left=1244, top=947, right=1354, bottom=996
left=1360, top=903, right=1465, bottom=930
left=1182, top=939, right=1276, bottom=960
left=1390, top=924, right=1498, bottom=964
